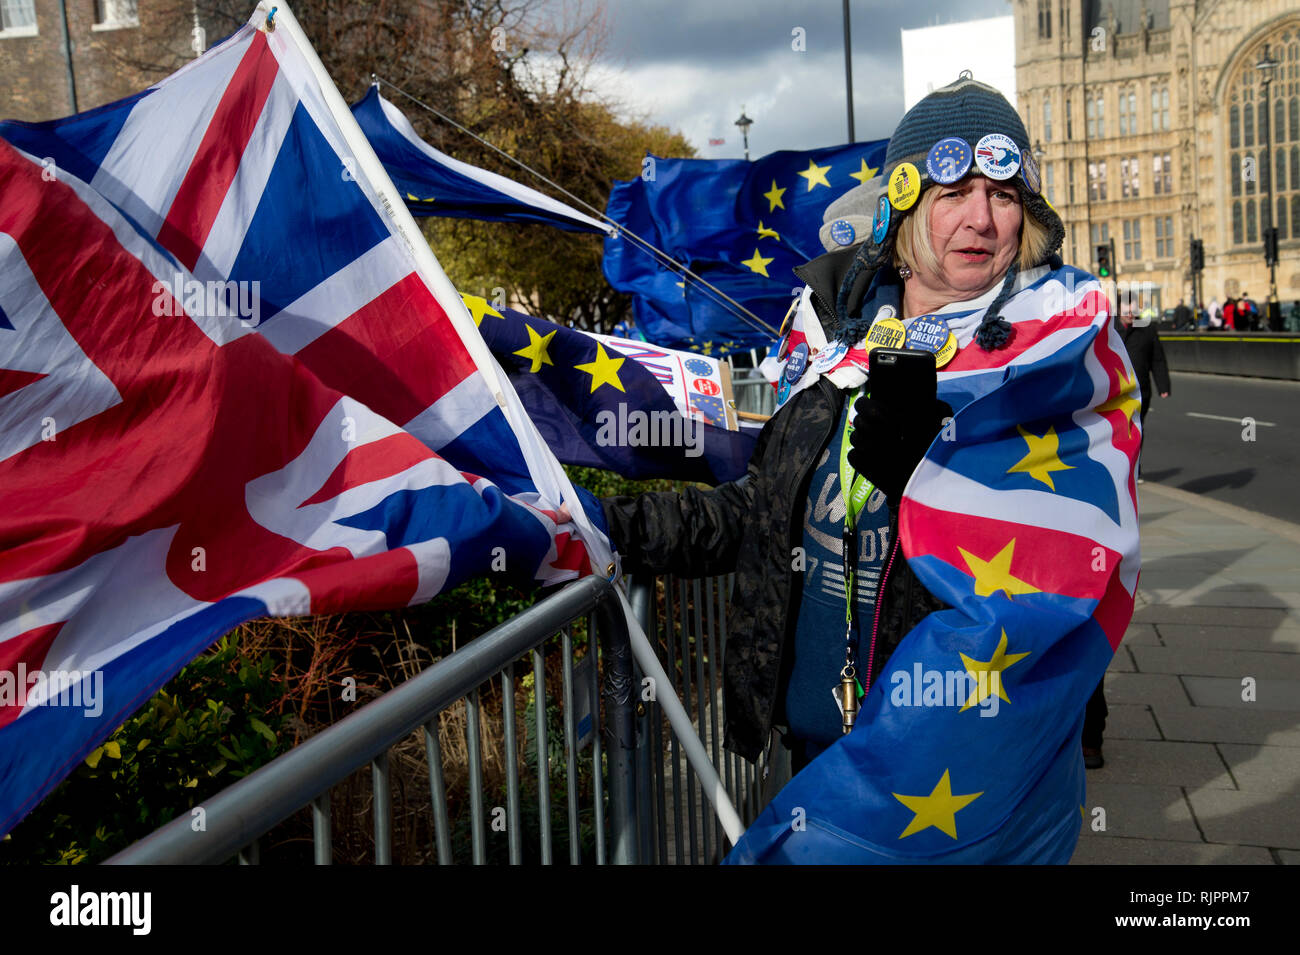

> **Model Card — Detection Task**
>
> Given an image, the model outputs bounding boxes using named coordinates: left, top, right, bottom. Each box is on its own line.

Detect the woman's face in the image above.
left=910, top=174, right=1023, bottom=305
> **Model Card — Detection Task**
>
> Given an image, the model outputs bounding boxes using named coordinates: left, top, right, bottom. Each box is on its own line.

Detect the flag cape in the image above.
left=471, top=299, right=756, bottom=484
left=350, top=86, right=610, bottom=234
left=0, top=7, right=609, bottom=836
left=601, top=139, right=886, bottom=356
left=725, top=264, right=1140, bottom=863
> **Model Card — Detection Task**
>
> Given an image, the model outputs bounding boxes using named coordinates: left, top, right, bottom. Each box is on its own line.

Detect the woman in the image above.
left=603, top=77, right=1140, bottom=863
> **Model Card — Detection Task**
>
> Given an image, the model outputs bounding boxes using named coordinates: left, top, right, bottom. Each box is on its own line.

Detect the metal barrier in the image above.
left=106, top=573, right=771, bottom=865
left=732, top=375, right=776, bottom=418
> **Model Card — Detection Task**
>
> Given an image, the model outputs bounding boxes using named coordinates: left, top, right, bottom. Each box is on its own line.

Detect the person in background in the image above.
left=1223, top=297, right=1237, bottom=331
left=1240, top=292, right=1258, bottom=330
left=1208, top=298, right=1222, bottom=329
left=1173, top=299, right=1192, bottom=331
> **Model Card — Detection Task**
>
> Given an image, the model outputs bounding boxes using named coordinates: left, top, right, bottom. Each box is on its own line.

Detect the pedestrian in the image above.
left=603, top=77, right=1140, bottom=863
left=1173, top=299, right=1192, bottom=330
left=1223, top=296, right=1237, bottom=330
left=1240, top=292, right=1258, bottom=330
left=1208, top=297, right=1221, bottom=329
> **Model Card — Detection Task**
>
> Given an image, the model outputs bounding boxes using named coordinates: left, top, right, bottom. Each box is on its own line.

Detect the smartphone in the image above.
left=868, top=348, right=937, bottom=412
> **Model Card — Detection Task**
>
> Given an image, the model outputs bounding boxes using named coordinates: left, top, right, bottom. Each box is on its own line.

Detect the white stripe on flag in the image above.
left=402, top=372, right=498, bottom=453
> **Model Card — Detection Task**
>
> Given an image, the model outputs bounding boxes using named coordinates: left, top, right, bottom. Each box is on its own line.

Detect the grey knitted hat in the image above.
left=834, top=74, right=1065, bottom=350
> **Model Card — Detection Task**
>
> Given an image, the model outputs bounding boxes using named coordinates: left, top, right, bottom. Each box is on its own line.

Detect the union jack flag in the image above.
left=0, top=8, right=608, bottom=835
left=730, top=264, right=1140, bottom=863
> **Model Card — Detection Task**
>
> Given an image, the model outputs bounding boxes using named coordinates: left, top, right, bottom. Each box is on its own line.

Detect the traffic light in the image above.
left=1264, top=227, right=1279, bottom=267
left=1096, top=243, right=1112, bottom=278
left=1190, top=238, right=1205, bottom=273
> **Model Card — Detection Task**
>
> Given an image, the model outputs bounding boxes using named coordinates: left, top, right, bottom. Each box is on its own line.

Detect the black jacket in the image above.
left=602, top=248, right=947, bottom=761
left=1116, top=319, right=1171, bottom=411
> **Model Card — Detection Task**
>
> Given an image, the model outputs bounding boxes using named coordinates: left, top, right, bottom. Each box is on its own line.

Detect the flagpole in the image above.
left=262, top=2, right=745, bottom=847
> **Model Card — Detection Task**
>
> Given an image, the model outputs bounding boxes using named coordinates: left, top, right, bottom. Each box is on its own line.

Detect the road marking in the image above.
left=1186, top=412, right=1276, bottom=426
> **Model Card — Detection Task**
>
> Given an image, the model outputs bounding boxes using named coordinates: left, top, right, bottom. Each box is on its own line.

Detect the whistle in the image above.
left=840, top=666, right=859, bottom=733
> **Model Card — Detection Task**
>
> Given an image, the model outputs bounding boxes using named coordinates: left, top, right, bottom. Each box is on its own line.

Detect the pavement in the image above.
left=1069, top=480, right=1300, bottom=865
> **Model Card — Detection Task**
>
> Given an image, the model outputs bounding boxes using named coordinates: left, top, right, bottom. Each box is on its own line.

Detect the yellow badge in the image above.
left=933, top=331, right=958, bottom=368
left=864, top=316, right=907, bottom=351
left=887, top=162, right=921, bottom=211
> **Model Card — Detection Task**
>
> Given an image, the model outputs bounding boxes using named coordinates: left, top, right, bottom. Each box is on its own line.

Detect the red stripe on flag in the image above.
left=900, top=499, right=1119, bottom=603
left=0, top=622, right=65, bottom=729
left=298, top=431, right=432, bottom=508
left=156, top=31, right=279, bottom=270
left=0, top=368, right=46, bottom=401
left=1094, top=564, right=1137, bottom=651
left=943, top=290, right=1107, bottom=373
left=291, top=546, right=419, bottom=612
left=293, top=274, right=480, bottom=428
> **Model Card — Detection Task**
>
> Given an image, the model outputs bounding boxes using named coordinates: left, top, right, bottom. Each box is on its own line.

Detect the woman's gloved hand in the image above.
left=846, top=394, right=954, bottom=507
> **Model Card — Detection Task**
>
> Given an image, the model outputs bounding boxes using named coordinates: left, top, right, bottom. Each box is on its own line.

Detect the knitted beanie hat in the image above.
left=835, top=73, right=1065, bottom=350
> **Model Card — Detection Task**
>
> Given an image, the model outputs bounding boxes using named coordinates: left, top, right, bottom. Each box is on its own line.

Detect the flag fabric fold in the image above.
left=0, top=6, right=608, bottom=836
left=601, top=139, right=886, bottom=356
left=471, top=299, right=757, bottom=484
left=350, top=86, right=611, bottom=234
left=724, top=265, right=1140, bottom=863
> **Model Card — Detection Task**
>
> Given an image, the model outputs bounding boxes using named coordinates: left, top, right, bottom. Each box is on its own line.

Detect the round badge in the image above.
left=776, top=375, right=792, bottom=404
left=874, top=304, right=897, bottom=322
left=829, top=218, right=856, bottom=246
left=905, top=316, right=951, bottom=354
left=773, top=332, right=790, bottom=362
left=784, top=342, right=810, bottom=383
left=887, top=162, right=921, bottom=211
left=864, top=316, right=906, bottom=352
left=1020, top=150, right=1041, bottom=194
left=933, top=332, right=958, bottom=368
left=974, top=133, right=1021, bottom=181
left=811, top=339, right=849, bottom=373
left=871, top=195, right=891, bottom=243
left=926, top=137, right=973, bottom=185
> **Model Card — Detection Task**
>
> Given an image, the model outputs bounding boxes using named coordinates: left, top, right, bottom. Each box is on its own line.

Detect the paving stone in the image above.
left=1133, top=605, right=1300, bottom=629
left=1186, top=790, right=1300, bottom=850
left=1086, top=740, right=1234, bottom=790
left=1158, top=624, right=1300, bottom=653
left=1217, top=744, right=1300, bottom=794
left=1104, top=671, right=1192, bottom=709
left=1107, top=646, right=1136, bottom=672
left=1070, top=836, right=1274, bottom=865
left=1279, top=850, right=1300, bottom=864
left=1121, top=623, right=1162, bottom=646
left=1132, top=646, right=1300, bottom=680
left=1154, top=703, right=1300, bottom=746
left=1080, top=782, right=1203, bottom=842
left=1104, top=703, right=1162, bottom=741
left=1182, top=676, right=1300, bottom=711
left=1153, top=590, right=1300, bottom=611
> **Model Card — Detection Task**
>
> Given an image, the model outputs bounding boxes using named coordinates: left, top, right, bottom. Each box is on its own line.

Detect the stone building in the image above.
left=1, top=1, right=204, bottom=122
left=1014, top=0, right=1299, bottom=318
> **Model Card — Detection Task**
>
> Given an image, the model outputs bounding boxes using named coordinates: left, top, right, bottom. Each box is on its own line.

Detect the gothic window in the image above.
left=1233, top=202, right=1243, bottom=244
left=1247, top=200, right=1257, bottom=243
left=1038, top=0, right=1052, bottom=40
left=1230, top=105, right=1240, bottom=148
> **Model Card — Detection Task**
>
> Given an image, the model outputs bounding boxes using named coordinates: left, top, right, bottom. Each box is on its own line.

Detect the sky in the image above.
left=588, top=0, right=1014, bottom=159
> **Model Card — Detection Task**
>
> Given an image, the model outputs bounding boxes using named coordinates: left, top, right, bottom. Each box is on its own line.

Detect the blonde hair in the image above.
left=893, top=181, right=1051, bottom=276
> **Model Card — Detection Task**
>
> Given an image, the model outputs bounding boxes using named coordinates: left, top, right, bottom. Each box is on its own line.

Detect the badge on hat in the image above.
left=811, top=339, right=849, bottom=374
left=871, top=195, right=891, bottom=243
left=887, top=162, right=921, bottom=211
left=905, top=316, right=957, bottom=368
left=1020, top=150, right=1041, bottom=194
left=829, top=218, right=856, bottom=246
left=776, top=375, right=792, bottom=405
left=784, top=342, right=810, bottom=383
left=974, top=133, right=1021, bottom=180
left=926, top=137, right=973, bottom=185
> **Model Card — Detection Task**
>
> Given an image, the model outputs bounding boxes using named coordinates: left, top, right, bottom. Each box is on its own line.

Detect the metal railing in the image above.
left=106, top=572, right=775, bottom=865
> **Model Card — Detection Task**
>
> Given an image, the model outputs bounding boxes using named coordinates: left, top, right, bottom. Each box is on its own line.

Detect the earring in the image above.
left=897, top=264, right=913, bottom=280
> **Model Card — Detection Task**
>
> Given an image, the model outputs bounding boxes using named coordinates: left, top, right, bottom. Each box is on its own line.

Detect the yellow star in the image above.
left=893, top=769, right=982, bottom=839
left=797, top=158, right=832, bottom=191
left=407, top=192, right=435, bottom=203
left=849, top=158, right=879, bottom=184
left=1095, top=366, right=1141, bottom=440
left=741, top=248, right=775, bottom=277
left=958, top=629, right=1031, bottom=711
left=756, top=220, right=780, bottom=241
left=763, top=179, right=787, bottom=211
left=1008, top=424, right=1075, bottom=491
left=460, top=293, right=503, bottom=327
left=512, top=323, right=556, bottom=373
left=574, top=342, right=626, bottom=393
left=958, top=539, right=1041, bottom=599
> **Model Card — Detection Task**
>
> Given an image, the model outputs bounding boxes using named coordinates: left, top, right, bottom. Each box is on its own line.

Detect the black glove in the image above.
left=846, top=394, right=953, bottom=507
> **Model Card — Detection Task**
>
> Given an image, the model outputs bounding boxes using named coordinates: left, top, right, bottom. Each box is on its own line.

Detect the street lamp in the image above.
left=734, top=108, right=753, bottom=162
left=1256, top=43, right=1281, bottom=330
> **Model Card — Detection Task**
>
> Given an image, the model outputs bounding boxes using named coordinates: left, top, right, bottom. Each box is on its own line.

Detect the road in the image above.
left=1141, top=371, right=1300, bottom=524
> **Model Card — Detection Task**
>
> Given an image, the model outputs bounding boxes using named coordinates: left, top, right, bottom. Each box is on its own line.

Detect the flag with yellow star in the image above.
left=725, top=265, right=1141, bottom=864
left=602, top=139, right=886, bottom=355
left=474, top=301, right=757, bottom=484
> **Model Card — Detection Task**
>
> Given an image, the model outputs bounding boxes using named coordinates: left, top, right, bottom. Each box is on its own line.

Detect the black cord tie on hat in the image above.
left=974, top=263, right=1019, bottom=351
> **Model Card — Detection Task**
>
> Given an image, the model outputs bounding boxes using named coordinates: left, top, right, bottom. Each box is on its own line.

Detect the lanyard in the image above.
left=835, top=388, right=873, bottom=732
